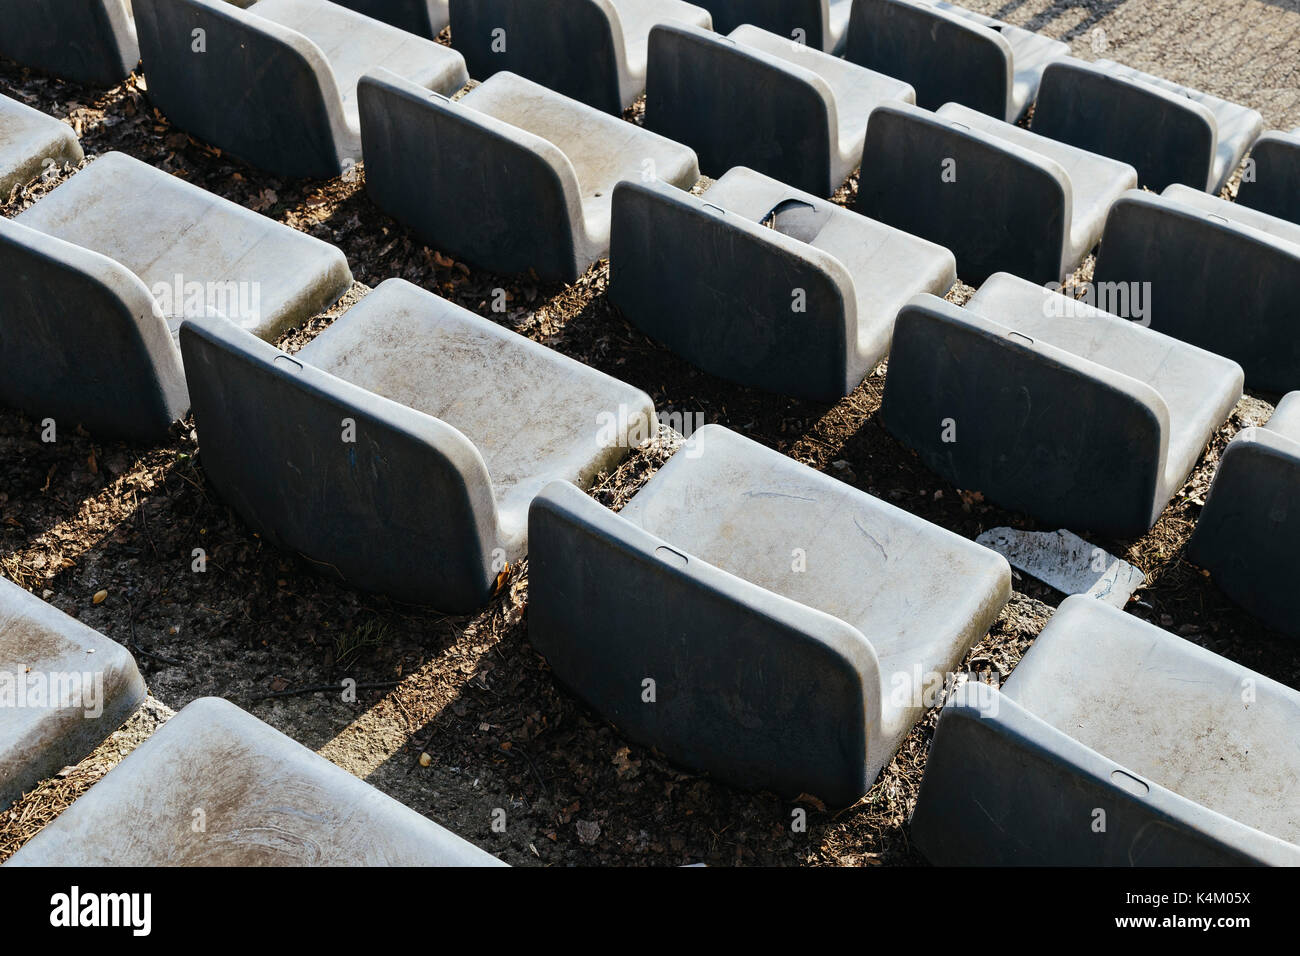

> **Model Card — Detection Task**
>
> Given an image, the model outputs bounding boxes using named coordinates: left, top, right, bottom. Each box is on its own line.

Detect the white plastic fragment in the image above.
left=976, top=527, right=1144, bottom=607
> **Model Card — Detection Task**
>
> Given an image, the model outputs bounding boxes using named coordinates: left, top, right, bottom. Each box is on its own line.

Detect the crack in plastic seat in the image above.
left=857, top=101, right=1137, bottom=284
left=449, top=0, right=712, bottom=114
left=1237, top=128, right=1300, bottom=225
left=911, top=596, right=1300, bottom=865
left=1094, top=184, right=1300, bottom=393
left=0, top=0, right=139, bottom=86
left=1186, top=392, right=1300, bottom=639
left=133, top=0, right=468, bottom=178
left=880, top=273, right=1244, bottom=537
left=330, top=0, right=449, bottom=38
left=698, top=0, right=852, bottom=52
left=179, top=278, right=654, bottom=612
left=645, top=22, right=913, bottom=196
left=527, top=424, right=1011, bottom=808
left=608, top=166, right=955, bottom=400
left=6, top=697, right=505, bottom=865
left=0, top=152, right=352, bottom=442
left=0, top=92, right=84, bottom=199
left=1032, top=57, right=1264, bottom=194
left=844, top=0, right=1067, bottom=122
left=359, top=69, right=699, bottom=282
left=0, top=577, right=146, bottom=812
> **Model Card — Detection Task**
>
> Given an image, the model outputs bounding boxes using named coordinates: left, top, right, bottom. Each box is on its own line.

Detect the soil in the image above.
left=1, top=0, right=1298, bottom=866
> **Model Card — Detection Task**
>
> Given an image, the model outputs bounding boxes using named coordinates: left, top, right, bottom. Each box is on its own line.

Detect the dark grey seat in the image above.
left=880, top=273, right=1243, bottom=537
left=1186, top=392, right=1300, bottom=639
left=0, top=577, right=146, bottom=812
left=844, top=0, right=1066, bottom=122
left=0, top=152, right=352, bottom=442
left=0, top=92, right=84, bottom=199
left=857, top=102, right=1136, bottom=284
left=330, top=0, right=449, bottom=37
left=699, top=0, right=852, bottom=52
left=359, top=68, right=699, bottom=282
left=133, top=0, right=468, bottom=178
left=449, top=0, right=712, bottom=114
left=1093, top=184, right=1300, bottom=393
left=608, top=167, right=955, bottom=400
left=0, top=0, right=139, bottom=86
left=7, top=697, right=505, bottom=865
left=528, top=424, right=1010, bottom=808
left=644, top=21, right=913, bottom=195
left=1031, top=57, right=1264, bottom=194
left=911, top=596, right=1300, bottom=866
left=1237, top=129, right=1300, bottom=225
left=180, top=278, right=654, bottom=612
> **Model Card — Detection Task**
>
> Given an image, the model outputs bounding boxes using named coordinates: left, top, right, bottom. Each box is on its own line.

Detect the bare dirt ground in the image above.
left=2, top=0, right=1298, bottom=866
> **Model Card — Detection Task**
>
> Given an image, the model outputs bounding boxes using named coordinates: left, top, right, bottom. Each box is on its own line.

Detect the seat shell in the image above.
left=912, top=596, right=1300, bottom=866
left=7, top=697, right=505, bottom=866
left=528, top=424, right=1010, bottom=807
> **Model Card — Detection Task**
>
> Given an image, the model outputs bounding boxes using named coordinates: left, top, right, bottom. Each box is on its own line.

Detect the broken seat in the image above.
left=608, top=166, right=956, bottom=400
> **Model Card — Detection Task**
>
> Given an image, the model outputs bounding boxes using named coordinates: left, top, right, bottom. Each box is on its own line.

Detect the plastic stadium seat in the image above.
left=645, top=22, right=913, bottom=195
left=843, top=0, right=1067, bottom=122
left=1032, top=57, right=1264, bottom=194
left=0, top=577, right=146, bottom=811
left=330, top=0, right=449, bottom=37
left=179, top=278, right=655, bottom=612
left=0, top=0, right=139, bottom=86
left=449, top=0, right=712, bottom=114
left=857, top=102, right=1137, bottom=284
left=699, top=0, right=852, bottom=52
left=0, top=92, right=84, bottom=199
left=359, top=68, right=699, bottom=282
left=1093, top=184, right=1300, bottom=393
left=527, top=424, right=1011, bottom=808
left=911, top=596, right=1300, bottom=865
left=0, top=152, right=352, bottom=442
left=608, top=166, right=955, bottom=400
left=133, top=0, right=468, bottom=178
left=1237, top=128, right=1300, bottom=225
left=880, top=273, right=1244, bottom=537
left=1186, top=392, right=1300, bottom=639
left=7, top=698, right=505, bottom=865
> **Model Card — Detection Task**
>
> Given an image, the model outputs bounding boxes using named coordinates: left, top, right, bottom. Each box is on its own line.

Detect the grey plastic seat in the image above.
left=1094, top=184, right=1300, bottom=393
left=330, top=0, right=449, bottom=37
left=1186, top=392, right=1300, bottom=639
left=0, top=0, right=139, bottom=86
left=844, top=0, right=1067, bottom=122
left=700, top=0, right=852, bottom=52
left=449, top=0, right=712, bottom=114
left=1237, top=129, right=1300, bottom=225
left=6, top=697, right=504, bottom=865
left=528, top=424, right=1011, bottom=808
left=911, top=596, right=1300, bottom=866
left=133, top=0, right=468, bottom=178
left=359, top=69, right=699, bottom=282
left=1032, top=57, right=1264, bottom=194
left=0, top=577, right=146, bottom=812
left=857, top=102, right=1137, bottom=284
left=608, top=167, right=956, bottom=400
left=645, top=22, right=914, bottom=195
left=0, top=92, right=84, bottom=199
left=180, top=278, right=654, bottom=612
left=0, top=152, right=352, bottom=442
left=880, top=273, right=1244, bottom=537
